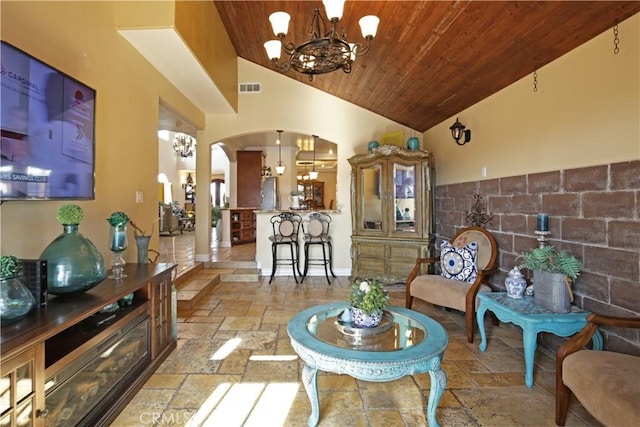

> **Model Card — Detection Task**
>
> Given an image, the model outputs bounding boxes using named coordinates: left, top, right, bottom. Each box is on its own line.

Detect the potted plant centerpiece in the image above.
left=519, top=246, right=582, bottom=313
left=349, top=279, right=389, bottom=328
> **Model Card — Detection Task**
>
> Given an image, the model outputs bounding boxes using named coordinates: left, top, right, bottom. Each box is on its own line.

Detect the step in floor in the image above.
left=220, top=268, right=260, bottom=282
left=175, top=263, right=261, bottom=312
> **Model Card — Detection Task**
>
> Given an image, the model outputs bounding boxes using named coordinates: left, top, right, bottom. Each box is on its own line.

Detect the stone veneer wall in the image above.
left=434, top=160, right=639, bottom=355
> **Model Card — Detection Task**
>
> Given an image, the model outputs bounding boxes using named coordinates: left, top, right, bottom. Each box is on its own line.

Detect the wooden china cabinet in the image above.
left=348, top=145, right=435, bottom=284
left=297, top=180, right=324, bottom=209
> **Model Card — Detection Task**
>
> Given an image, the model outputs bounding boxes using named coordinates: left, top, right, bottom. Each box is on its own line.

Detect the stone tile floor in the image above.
left=113, top=232, right=599, bottom=426
left=112, top=260, right=600, bottom=426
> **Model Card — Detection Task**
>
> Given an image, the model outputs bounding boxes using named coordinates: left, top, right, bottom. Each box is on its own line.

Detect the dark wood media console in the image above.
left=0, top=263, right=177, bottom=427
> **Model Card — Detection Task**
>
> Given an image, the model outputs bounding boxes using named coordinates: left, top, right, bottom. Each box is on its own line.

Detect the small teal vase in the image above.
left=109, top=224, right=128, bottom=252
left=407, top=137, right=420, bottom=150
left=135, top=235, right=151, bottom=264
left=367, top=140, right=379, bottom=151
left=40, top=224, right=107, bottom=295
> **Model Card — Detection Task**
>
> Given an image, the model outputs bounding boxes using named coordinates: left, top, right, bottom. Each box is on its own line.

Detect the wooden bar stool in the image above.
left=301, top=212, right=336, bottom=284
left=269, top=212, right=302, bottom=284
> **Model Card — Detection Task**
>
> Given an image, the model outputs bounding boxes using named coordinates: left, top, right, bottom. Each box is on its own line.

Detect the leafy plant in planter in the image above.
left=211, top=206, right=222, bottom=224
left=348, top=279, right=389, bottom=327
left=519, top=246, right=582, bottom=280
left=519, top=246, right=582, bottom=313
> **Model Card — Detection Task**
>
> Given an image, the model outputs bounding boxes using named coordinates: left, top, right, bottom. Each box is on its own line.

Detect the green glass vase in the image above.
left=0, top=277, right=36, bottom=323
left=40, top=224, right=107, bottom=295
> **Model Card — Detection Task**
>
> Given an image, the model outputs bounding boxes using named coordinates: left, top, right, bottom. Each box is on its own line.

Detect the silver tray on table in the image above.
left=335, top=310, right=394, bottom=337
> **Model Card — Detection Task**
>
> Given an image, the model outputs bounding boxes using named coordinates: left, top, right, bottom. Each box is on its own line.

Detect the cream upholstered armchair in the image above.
left=406, top=226, right=498, bottom=343
left=556, top=313, right=640, bottom=426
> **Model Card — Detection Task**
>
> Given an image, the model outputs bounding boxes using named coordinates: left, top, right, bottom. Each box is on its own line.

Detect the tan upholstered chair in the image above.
left=406, top=226, right=498, bottom=343
left=556, top=313, right=640, bottom=426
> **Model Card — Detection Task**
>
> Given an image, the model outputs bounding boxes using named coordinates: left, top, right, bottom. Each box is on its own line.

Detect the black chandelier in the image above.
left=264, top=0, right=380, bottom=81
left=173, top=133, right=196, bottom=158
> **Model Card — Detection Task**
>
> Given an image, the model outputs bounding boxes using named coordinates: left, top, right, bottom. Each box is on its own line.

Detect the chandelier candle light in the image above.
left=264, top=0, right=380, bottom=80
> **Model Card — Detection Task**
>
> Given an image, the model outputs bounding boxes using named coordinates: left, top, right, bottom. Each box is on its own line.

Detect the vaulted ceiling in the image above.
left=214, top=1, right=640, bottom=132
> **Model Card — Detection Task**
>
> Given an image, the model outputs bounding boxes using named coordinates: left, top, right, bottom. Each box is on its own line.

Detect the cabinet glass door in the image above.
left=359, top=164, right=383, bottom=232
left=392, top=163, right=420, bottom=235
left=1, top=351, right=37, bottom=427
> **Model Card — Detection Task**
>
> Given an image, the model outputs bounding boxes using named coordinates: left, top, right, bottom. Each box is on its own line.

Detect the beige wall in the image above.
left=2, top=1, right=637, bottom=277
left=195, top=59, right=417, bottom=266
left=174, top=0, right=238, bottom=112
left=425, top=14, right=639, bottom=185
left=0, top=1, right=204, bottom=260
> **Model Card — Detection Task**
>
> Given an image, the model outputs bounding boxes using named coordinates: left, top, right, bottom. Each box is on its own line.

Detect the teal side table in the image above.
left=288, top=303, right=449, bottom=427
left=476, top=292, right=603, bottom=388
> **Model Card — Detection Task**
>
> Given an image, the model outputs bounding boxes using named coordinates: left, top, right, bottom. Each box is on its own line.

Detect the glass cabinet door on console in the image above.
left=0, top=345, right=45, bottom=427
left=349, top=146, right=435, bottom=284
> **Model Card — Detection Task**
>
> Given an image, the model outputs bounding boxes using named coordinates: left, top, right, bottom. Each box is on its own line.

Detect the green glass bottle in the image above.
left=40, top=224, right=107, bottom=295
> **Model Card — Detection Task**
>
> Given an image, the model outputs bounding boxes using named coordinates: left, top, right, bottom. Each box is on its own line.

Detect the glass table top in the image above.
left=307, top=306, right=426, bottom=352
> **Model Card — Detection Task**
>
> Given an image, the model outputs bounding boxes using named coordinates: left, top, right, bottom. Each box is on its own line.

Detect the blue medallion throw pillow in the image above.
left=440, top=240, right=478, bottom=283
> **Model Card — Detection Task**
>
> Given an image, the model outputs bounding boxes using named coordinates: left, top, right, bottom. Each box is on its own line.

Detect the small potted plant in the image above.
left=211, top=206, right=223, bottom=226
left=348, top=279, right=389, bottom=328
left=519, top=246, right=582, bottom=313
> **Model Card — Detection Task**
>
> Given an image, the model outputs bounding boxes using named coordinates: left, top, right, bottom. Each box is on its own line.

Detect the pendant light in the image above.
left=274, top=130, right=286, bottom=175
left=309, top=134, right=319, bottom=180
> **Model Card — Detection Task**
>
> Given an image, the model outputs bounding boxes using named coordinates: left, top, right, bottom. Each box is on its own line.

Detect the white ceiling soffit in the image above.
left=118, top=28, right=234, bottom=114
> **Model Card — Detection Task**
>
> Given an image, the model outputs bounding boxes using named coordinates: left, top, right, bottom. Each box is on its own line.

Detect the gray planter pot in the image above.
left=533, top=270, right=572, bottom=313
left=215, top=220, right=223, bottom=243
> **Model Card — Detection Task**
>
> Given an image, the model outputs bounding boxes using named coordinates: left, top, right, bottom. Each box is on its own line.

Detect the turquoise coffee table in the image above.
left=476, top=292, right=603, bottom=388
left=287, top=302, right=449, bottom=427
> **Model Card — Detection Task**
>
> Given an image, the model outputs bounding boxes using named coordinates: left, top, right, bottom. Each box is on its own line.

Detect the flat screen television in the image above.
left=0, top=41, right=96, bottom=200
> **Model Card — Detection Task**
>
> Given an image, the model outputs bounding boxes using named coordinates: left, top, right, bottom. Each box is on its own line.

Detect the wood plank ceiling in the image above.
left=214, top=1, right=640, bottom=132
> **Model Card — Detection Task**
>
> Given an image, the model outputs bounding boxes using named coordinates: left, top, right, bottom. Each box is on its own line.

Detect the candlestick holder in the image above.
left=534, top=230, right=551, bottom=248
left=108, top=223, right=128, bottom=279
left=109, top=251, right=127, bottom=279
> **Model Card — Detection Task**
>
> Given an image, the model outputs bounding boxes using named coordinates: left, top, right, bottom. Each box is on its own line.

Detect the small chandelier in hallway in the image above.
left=275, top=130, right=286, bottom=175
left=173, top=133, right=196, bottom=158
